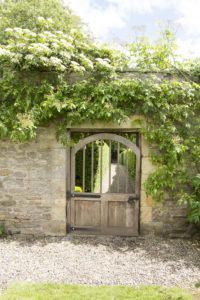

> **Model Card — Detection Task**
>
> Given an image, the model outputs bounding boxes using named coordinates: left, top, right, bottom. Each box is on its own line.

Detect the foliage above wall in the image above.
left=0, top=0, right=84, bottom=43
left=0, top=15, right=199, bottom=227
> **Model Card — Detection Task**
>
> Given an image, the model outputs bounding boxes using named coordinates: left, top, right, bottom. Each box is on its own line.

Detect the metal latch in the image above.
left=128, top=196, right=139, bottom=204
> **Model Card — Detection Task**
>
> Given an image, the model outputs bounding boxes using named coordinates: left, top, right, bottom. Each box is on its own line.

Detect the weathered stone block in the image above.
left=51, top=149, right=66, bottom=165
left=27, top=167, right=51, bottom=180
left=141, top=157, right=157, bottom=175
left=0, top=215, right=5, bottom=221
left=168, top=206, right=187, bottom=217
left=29, top=201, right=42, bottom=205
left=0, top=159, right=9, bottom=167
left=13, top=171, right=27, bottom=178
left=141, top=190, right=154, bottom=207
left=0, top=169, right=13, bottom=176
left=1, top=200, right=16, bottom=206
left=38, top=135, right=58, bottom=149
left=26, top=195, right=43, bottom=200
left=52, top=195, right=66, bottom=204
left=52, top=204, right=66, bottom=221
left=51, top=166, right=66, bottom=180
left=140, top=221, right=163, bottom=235
left=27, top=152, right=37, bottom=159
left=141, top=135, right=150, bottom=157
left=43, top=221, right=66, bottom=236
left=141, top=173, right=148, bottom=190
left=51, top=180, right=66, bottom=195
left=140, top=206, right=152, bottom=222
left=152, top=207, right=169, bottom=222
left=42, top=213, right=52, bottom=220
left=5, top=179, right=24, bottom=188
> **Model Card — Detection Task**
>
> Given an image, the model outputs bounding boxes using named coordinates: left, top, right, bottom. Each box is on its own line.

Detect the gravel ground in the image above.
left=0, top=235, right=200, bottom=295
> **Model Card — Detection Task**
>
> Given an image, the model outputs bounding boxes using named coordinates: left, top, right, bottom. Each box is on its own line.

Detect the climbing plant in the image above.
left=0, top=18, right=200, bottom=227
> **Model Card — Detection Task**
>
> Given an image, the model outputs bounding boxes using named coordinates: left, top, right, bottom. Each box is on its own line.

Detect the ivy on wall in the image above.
left=0, top=19, right=200, bottom=226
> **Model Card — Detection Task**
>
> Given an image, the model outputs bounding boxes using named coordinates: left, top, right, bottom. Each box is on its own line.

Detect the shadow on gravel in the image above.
left=68, top=235, right=200, bottom=268
left=2, top=234, right=200, bottom=268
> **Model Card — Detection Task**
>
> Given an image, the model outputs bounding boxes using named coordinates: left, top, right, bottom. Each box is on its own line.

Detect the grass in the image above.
left=0, top=283, right=195, bottom=300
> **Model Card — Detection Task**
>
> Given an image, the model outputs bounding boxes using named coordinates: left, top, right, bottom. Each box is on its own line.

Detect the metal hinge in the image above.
left=66, top=191, right=101, bottom=199
left=71, top=193, right=101, bottom=198
left=66, top=223, right=71, bottom=233
left=66, top=224, right=100, bottom=233
left=66, top=190, right=71, bottom=199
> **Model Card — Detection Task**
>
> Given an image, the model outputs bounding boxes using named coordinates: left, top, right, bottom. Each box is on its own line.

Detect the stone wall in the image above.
left=0, top=120, right=190, bottom=237
left=140, top=135, right=189, bottom=237
left=0, top=125, right=66, bottom=236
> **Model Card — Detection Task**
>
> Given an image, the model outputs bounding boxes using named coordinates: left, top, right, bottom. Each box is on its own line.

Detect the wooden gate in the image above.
left=68, top=133, right=140, bottom=236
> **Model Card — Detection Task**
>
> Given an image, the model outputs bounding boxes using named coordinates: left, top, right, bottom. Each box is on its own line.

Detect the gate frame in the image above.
left=66, top=128, right=141, bottom=235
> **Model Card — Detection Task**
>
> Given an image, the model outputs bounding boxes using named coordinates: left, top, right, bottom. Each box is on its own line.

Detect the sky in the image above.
left=65, top=0, right=200, bottom=58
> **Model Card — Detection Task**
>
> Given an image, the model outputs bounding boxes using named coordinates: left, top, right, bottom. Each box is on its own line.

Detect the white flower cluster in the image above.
left=17, top=113, right=34, bottom=129
left=37, top=16, right=53, bottom=26
left=70, top=61, right=85, bottom=72
left=5, top=27, right=36, bottom=39
left=2, top=22, right=115, bottom=73
left=59, top=39, right=73, bottom=50
left=59, top=51, right=71, bottom=60
left=0, top=47, right=22, bottom=64
left=24, top=54, right=66, bottom=71
left=10, top=53, right=22, bottom=64
left=0, top=48, right=11, bottom=56
left=79, top=54, right=93, bottom=70
left=28, top=43, right=51, bottom=55
left=49, top=56, right=65, bottom=70
left=25, top=54, right=34, bottom=61
left=95, top=58, right=112, bottom=69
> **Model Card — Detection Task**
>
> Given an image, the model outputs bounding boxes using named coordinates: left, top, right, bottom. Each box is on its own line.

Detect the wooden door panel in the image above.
left=108, top=202, right=126, bottom=227
left=74, top=199, right=101, bottom=227
left=108, top=202, right=137, bottom=228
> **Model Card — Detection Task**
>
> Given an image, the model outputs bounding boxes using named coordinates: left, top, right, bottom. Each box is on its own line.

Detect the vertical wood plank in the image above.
left=70, top=148, right=75, bottom=226
left=66, top=129, right=71, bottom=229
left=109, top=140, right=111, bottom=192
left=83, top=146, right=85, bottom=192
left=117, top=142, right=120, bottom=193
left=136, top=132, right=140, bottom=148
left=101, top=194, right=108, bottom=232
left=100, top=140, right=103, bottom=193
left=126, top=146, right=129, bottom=193
left=91, top=142, right=94, bottom=193
left=135, top=152, right=140, bottom=196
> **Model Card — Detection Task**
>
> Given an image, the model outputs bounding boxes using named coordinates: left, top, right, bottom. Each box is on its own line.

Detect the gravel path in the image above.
left=0, top=235, right=200, bottom=295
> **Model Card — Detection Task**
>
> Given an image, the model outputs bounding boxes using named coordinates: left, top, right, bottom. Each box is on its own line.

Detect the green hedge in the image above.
left=120, top=149, right=136, bottom=179
left=75, top=141, right=109, bottom=193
